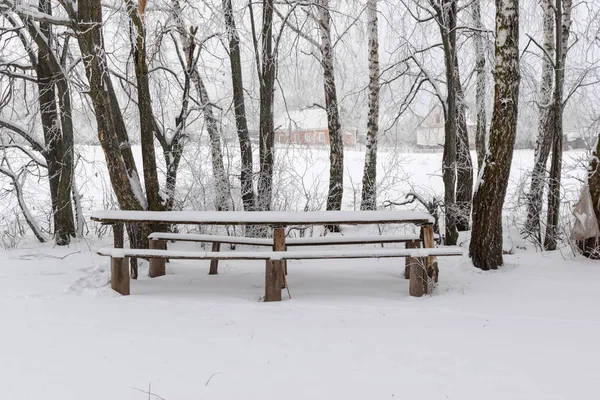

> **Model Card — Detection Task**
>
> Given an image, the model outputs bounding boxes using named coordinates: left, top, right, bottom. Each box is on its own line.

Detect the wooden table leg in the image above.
left=149, top=239, right=166, bottom=277
left=273, top=227, right=286, bottom=289
left=265, top=259, right=282, bottom=302
left=405, top=240, right=421, bottom=279
left=209, top=242, right=221, bottom=275
left=111, top=223, right=130, bottom=295
left=421, top=224, right=437, bottom=294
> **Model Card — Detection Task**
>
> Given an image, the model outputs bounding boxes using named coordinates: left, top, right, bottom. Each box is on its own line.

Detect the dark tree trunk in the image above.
left=125, top=0, right=164, bottom=214
left=317, top=0, right=344, bottom=213
left=223, top=0, right=256, bottom=212
left=470, top=0, right=520, bottom=270
left=75, top=0, right=146, bottom=214
left=438, top=0, right=458, bottom=245
left=455, top=59, right=473, bottom=232
left=256, top=0, right=276, bottom=212
left=360, top=0, right=379, bottom=211
left=33, top=0, right=75, bottom=245
left=472, top=0, right=487, bottom=171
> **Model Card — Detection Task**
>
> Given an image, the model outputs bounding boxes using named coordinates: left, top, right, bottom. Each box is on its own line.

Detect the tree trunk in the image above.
left=472, top=0, right=487, bottom=171
left=470, top=0, right=520, bottom=270
left=256, top=0, right=276, bottom=212
left=360, top=0, right=379, bottom=211
left=317, top=0, right=344, bottom=214
left=223, top=0, right=256, bottom=212
left=75, top=0, right=147, bottom=214
left=439, top=0, right=458, bottom=245
left=454, top=59, right=473, bottom=232
left=524, top=0, right=555, bottom=246
left=35, top=0, right=75, bottom=245
left=125, top=0, right=164, bottom=214
left=192, top=69, right=232, bottom=211
left=543, top=0, right=572, bottom=250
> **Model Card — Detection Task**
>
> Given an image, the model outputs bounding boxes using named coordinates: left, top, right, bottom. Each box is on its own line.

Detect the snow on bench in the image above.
left=97, top=246, right=463, bottom=260
left=147, top=232, right=422, bottom=246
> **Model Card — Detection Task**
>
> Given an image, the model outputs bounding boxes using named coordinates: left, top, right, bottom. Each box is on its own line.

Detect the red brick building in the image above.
left=275, top=109, right=357, bottom=146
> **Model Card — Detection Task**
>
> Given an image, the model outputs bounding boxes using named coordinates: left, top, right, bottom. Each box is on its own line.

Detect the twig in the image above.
left=205, top=372, right=222, bottom=386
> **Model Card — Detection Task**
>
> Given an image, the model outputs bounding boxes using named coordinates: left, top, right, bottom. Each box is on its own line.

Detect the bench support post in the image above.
left=209, top=242, right=221, bottom=275
left=421, top=224, right=438, bottom=293
left=110, top=223, right=130, bottom=295
left=265, top=259, right=282, bottom=302
left=273, top=227, right=286, bottom=288
left=149, top=239, right=166, bottom=277
left=405, top=240, right=421, bottom=279
left=408, top=256, right=426, bottom=297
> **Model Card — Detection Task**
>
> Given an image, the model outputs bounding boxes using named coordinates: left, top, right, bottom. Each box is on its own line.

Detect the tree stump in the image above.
left=408, top=256, right=426, bottom=297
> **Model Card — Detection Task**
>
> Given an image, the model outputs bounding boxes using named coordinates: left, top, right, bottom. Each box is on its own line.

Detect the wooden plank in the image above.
left=148, top=232, right=421, bottom=246
left=265, top=259, right=282, bottom=302
left=408, top=257, right=425, bottom=297
left=405, top=240, right=420, bottom=279
left=273, top=227, right=286, bottom=288
left=149, top=239, right=166, bottom=277
left=97, top=246, right=463, bottom=260
left=209, top=242, right=220, bottom=275
left=421, top=224, right=438, bottom=294
left=91, top=210, right=434, bottom=226
left=111, top=257, right=130, bottom=295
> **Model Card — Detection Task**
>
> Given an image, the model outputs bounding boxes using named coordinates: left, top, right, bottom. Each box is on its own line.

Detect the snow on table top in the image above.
left=91, top=210, right=434, bottom=225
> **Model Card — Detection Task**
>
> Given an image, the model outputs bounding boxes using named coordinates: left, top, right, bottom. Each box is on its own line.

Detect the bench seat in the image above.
left=97, top=246, right=463, bottom=260
left=147, top=232, right=422, bottom=246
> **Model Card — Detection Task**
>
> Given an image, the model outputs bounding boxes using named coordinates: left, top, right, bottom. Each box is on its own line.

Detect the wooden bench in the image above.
left=147, top=232, right=423, bottom=275
left=97, top=246, right=464, bottom=300
left=92, top=210, right=447, bottom=300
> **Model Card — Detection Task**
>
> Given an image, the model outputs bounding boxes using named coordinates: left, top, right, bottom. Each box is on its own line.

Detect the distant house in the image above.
left=275, top=108, right=357, bottom=146
left=415, top=105, right=476, bottom=149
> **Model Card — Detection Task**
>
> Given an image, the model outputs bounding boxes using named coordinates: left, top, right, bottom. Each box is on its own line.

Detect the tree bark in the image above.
left=543, top=0, right=572, bottom=250
left=223, top=0, right=256, bottom=212
left=360, top=0, right=379, bottom=211
left=317, top=0, right=344, bottom=214
left=472, top=0, right=487, bottom=171
left=524, top=0, right=555, bottom=246
left=470, top=0, right=520, bottom=270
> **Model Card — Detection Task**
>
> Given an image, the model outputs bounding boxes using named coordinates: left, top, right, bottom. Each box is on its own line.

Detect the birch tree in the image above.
left=317, top=0, right=344, bottom=214
left=470, top=0, right=520, bottom=270
left=524, top=0, right=554, bottom=247
left=360, top=0, right=379, bottom=211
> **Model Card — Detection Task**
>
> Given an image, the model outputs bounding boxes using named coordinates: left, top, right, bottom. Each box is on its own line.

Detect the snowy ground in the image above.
left=1, top=234, right=599, bottom=399
left=1, top=147, right=597, bottom=399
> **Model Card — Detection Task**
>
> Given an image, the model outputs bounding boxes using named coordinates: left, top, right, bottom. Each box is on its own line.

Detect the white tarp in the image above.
left=571, top=185, right=599, bottom=241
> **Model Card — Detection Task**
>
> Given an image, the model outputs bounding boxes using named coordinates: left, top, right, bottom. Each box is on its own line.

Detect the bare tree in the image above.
left=360, top=0, right=379, bottom=211
left=470, top=0, right=520, bottom=270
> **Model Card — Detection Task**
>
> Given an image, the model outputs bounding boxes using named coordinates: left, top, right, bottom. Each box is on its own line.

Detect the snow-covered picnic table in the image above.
left=91, top=210, right=446, bottom=300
